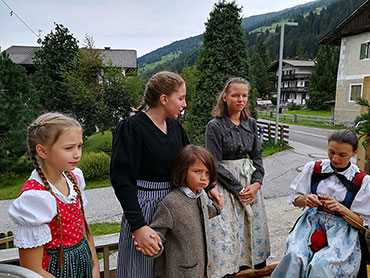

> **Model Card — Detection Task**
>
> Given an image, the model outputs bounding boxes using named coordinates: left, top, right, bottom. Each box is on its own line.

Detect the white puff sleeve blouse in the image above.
left=288, top=159, right=370, bottom=228
left=8, top=168, right=88, bottom=249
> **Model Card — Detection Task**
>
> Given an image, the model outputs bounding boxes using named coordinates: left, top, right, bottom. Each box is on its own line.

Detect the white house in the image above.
left=320, top=0, right=370, bottom=125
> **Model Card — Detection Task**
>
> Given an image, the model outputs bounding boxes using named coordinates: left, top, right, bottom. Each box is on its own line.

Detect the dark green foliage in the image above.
left=62, top=38, right=143, bottom=134
left=82, top=131, right=112, bottom=156
left=77, top=152, right=110, bottom=181
left=354, top=98, right=370, bottom=149
left=0, top=52, right=41, bottom=174
left=307, top=45, right=339, bottom=110
left=33, top=23, right=79, bottom=112
left=185, top=1, right=250, bottom=145
left=249, top=52, right=269, bottom=98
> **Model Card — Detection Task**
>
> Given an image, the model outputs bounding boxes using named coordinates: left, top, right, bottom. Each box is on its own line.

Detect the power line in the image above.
left=1, top=0, right=40, bottom=39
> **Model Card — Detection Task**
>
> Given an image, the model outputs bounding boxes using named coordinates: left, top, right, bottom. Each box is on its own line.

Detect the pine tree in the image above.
left=0, top=52, right=41, bottom=173
left=307, top=45, right=339, bottom=110
left=185, top=1, right=250, bottom=145
left=33, top=23, right=79, bottom=112
left=249, top=52, right=269, bottom=98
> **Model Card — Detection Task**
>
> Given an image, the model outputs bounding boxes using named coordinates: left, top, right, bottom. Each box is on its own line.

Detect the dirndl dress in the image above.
left=116, top=180, right=171, bottom=278
left=271, top=207, right=361, bottom=278
left=208, top=158, right=270, bottom=278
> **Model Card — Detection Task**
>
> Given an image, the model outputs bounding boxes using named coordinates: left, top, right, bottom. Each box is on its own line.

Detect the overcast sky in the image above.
left=1, top=0, right=314, bottom=58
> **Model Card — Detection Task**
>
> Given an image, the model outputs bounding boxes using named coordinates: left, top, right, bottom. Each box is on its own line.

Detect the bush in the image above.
left=78, top=152, right=110, bottom=181
left=83, top=131, right=112, bottom=156
left=287, top=102, right=301, bottom=111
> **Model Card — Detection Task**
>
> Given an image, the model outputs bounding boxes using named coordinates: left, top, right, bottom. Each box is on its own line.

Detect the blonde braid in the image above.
left=29, top=150, right=65, bottom=270
left=64, top=171, right=92, bottom=240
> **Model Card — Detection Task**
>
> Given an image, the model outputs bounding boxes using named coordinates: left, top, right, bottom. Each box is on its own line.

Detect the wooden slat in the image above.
left=234, top=262, right=278, bottom=278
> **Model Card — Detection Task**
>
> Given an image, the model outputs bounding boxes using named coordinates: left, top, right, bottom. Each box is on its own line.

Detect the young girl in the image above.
left=8, top=112, right=99, bottom=278
left=144, top=145, right=221, bottom=278
left=271, top=129, right=370, bottom=278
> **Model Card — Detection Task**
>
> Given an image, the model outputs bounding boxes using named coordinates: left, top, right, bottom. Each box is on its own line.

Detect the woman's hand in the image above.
left=318, top=195, right=344, bottom=214
left=238, top=182, right=260, bottom=206
left=132, top=226, right=161, bottom=256
left=208, top=188, right=224, bottom=210
left=294, top=194, right=322, bottom=208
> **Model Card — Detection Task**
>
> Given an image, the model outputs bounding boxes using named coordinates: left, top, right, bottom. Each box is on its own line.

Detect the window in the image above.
left=349, top=84, right=362, bottom=101
left=360, top=42, right=370, bottom=59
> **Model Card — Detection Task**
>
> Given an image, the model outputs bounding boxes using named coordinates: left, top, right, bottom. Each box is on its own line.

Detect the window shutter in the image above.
left=360, top=43, right=367, bottom=59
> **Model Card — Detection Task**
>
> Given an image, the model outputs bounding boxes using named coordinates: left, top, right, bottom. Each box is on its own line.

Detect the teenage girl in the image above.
left=145, top=145, right=221, bottom=278
left=271, top=129, right=370, bottom=278
left=110, top=71, right=222, bottom=278
left=9, top=112, right=99, bottom=278
left=205, top=77, right=270, bottom=277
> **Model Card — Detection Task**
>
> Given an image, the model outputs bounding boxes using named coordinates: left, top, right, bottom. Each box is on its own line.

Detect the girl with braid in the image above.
left=8, top=112, right=99, bottom=278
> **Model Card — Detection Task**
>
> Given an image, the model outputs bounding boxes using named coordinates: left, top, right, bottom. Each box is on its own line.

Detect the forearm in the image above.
left=339, top=207, right=364, bottom=231
left=293, top=195, right=308, bottom=208
left=19, top=247, right=55, bottom=278
left=85, top=233, right=100, bottom=275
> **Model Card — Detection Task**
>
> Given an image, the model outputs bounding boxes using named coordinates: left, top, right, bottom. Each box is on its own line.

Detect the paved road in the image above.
left=258, top=119, right=336, bottom=151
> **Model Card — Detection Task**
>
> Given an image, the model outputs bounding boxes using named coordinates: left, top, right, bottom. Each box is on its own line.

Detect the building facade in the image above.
left=267, top=59, right=315, bottom=106
left=320, top=0, right=370, bottom=125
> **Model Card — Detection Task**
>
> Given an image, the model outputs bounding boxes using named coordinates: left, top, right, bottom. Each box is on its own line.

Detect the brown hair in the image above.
left=172, top=145, right=217, bottom=188
left=212, top=77, right=250, bottom=120
left=26, top=112, right=91, bottom=269
left=328, top=129, right=358, bottom=151
left=135, top=71, right=185, bottom=112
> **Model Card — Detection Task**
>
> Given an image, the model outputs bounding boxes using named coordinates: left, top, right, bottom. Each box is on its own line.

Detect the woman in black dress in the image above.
left=111, top=71, right=222, bottom=278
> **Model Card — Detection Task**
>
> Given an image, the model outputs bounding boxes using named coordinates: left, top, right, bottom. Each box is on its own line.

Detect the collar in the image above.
left=221, top=116, right=251, bottom=131
left=179, top=186, right=204, bottom=199
left=330, top=162, right=351, bottom=172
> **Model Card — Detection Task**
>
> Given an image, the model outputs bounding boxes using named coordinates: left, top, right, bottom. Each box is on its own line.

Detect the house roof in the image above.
left=319, top=0, right=370, bottom=45
left=267, top=59, right=315, bottom=72
left=2, top=45, right=137, bottom=69
left=2, top=46, right=39, bottom=66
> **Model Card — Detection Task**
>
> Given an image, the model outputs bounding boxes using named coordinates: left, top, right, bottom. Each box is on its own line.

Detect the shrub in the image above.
left=78, top=152, right=110, bottom=181
left=287, top=102, right=301, bottom=111
left=83, top=131, right=112, bottom=156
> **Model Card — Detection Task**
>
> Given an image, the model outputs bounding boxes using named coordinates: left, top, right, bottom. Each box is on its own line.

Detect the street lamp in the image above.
left=275, top=21, right=298, bottom=144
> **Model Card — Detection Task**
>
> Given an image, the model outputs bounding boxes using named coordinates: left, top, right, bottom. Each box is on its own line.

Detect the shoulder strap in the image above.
left=313, top=161, right=322, bottom=174
left=352, top=170, right=366, bottom=187
left=19, top=179, right=46, bottom=197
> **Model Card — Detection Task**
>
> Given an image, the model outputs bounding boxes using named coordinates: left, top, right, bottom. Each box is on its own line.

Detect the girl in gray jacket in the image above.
left=146, top=145, right=222, bottom=278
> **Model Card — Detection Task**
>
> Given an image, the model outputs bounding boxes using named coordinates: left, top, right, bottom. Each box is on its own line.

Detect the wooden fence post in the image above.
left=280, top=125, right=284, bottom=141
left=293, top=114, right=297, bottom=123
left=268, top=123, right=271, bottom=140
left=7, top=231, right=14, bottom=248
left=0, top=233, right=5, bottom=250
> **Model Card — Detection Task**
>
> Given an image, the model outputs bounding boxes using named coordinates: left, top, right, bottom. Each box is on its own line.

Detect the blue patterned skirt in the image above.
left=116, top=180, right=171, bottom=278
left=271, top=207, right=361, bottom=278
left=208, top=159, right=270, bottom=278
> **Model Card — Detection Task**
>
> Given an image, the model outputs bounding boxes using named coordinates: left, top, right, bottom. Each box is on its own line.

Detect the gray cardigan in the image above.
left=205, top=116, right=264, bottom=195
left=149, top=188, right=221, bottom=278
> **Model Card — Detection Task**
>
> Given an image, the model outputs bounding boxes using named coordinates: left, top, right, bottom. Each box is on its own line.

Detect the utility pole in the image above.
left=275, top=22, right=298, bottom=144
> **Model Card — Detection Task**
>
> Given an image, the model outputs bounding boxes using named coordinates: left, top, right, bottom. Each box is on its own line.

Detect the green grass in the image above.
left=262, top=140, right=293, bottom=157
left=90, top=222, right=121, bottom=236
left=139, top=52, right=181, bottom=72
left=282, top=109, right=332, bottom=116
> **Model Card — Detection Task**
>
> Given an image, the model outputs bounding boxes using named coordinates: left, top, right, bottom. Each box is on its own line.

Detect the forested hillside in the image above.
left=138, top=0, right=365, bottom=77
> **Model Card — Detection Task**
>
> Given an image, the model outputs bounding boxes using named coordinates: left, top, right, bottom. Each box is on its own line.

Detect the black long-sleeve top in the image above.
left=110, top=112, right=189, bottom=231
left=205, top=116, right=264, bottom=195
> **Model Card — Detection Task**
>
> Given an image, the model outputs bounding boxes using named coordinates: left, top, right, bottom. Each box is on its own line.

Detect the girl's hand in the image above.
left=133, top=226, right=161, bottom=256
left=238, top=182, right=260, bottom=206
left=319, top=195, right=345, bottom=214
left=208, top=188, right=224, bottom=210
left=293, top=194, right=322, bottom=208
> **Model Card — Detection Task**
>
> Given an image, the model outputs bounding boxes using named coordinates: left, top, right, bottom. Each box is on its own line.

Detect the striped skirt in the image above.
left=47, top=237, right=92, bottom=278
left=116, top=180, right=171, bottom=278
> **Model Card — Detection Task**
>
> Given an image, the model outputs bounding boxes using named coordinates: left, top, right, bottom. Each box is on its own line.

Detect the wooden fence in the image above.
left=0, top=231, right=277, bottom=277
left=256, top=120, right=289, bottom=143
left=258, top=111, right=334, bottom=126
left=0, top=232, right=14, bottom=250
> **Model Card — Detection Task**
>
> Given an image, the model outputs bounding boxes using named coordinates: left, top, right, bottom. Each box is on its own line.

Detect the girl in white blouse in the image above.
left=8, top=112, right=99, bottom=278
left=271, top=129, right=370, bottom=278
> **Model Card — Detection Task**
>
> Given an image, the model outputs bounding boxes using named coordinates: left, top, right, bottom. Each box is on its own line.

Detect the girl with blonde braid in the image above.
left=8, top=112, right=99, bottom=278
